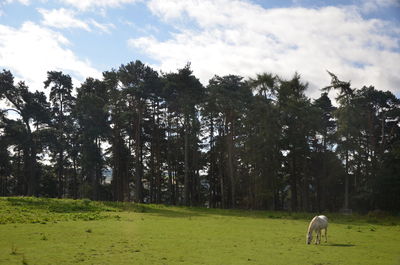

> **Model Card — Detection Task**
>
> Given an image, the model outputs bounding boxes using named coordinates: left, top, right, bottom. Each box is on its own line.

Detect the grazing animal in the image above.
left=306, top=215, right=328, bottom=245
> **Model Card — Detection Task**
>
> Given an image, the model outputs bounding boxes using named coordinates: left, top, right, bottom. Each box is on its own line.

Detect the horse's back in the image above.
left=318, top=215, right=328, bottom=221
left=317, top=215, right=328, bottom=228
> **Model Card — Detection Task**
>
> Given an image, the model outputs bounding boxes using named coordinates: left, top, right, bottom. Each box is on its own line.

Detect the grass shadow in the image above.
left=136, top=205, right=286, bottom=219
left=2, top=197, right=399, bottom=226
left=124, top=204, right=400, bottom=226
left=141, top=205, right=308, bottom=220
left=137, top=204, right=206, bottom=218
left=325, top=243, right=355, bottom=247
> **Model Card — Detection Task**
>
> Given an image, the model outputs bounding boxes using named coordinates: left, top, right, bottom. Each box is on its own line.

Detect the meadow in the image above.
left=0, top=197, right=399, bottom=265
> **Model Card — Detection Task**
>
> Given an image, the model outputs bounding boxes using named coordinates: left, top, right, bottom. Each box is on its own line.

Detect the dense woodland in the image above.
left=1, top=61, right=399, bottom=212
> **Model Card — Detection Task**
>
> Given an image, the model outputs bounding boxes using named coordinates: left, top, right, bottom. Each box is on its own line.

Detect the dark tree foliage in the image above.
left=74, top=77, right=109, bottom=200
left=1, top=70, right=50, bottom=196
left=1, top=64, right=400, bottom=213
left=44, top=71, right=74, bottom=198
left=163, top=64, right=205, bottom=206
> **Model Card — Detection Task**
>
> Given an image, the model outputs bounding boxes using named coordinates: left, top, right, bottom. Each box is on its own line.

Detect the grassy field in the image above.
left=0, top=197, right=399, bottom=265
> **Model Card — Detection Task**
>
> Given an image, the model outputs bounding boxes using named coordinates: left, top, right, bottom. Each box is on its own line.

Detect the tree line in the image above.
left=1, top=61, right=399, bottom=212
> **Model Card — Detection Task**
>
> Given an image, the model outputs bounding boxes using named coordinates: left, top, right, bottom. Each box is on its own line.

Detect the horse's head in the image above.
left=306, top=232, right=312, bottom=244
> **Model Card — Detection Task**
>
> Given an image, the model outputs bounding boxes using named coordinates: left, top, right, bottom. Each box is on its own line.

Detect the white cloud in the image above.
left=129, top=0, right=400, bottom=98
left=38, top=8, right=115, bottom=33
left=88, top=19, right=115, bottom=34
left=4, top=0, right=30, bottom=5
left=0, top=22, right=101, bottom=91
left=120, top=19, right=159, bottom=34
left=357, top=0, right=400, bottom=13
left=59, top=0, right=140, bottom=11
left=38, top=8, right=91, bottom=31
left=2, top=0, right=141, bottom=15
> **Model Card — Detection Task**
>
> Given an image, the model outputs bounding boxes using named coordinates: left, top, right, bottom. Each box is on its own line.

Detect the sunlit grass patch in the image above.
left=0, top=197, right=147, bottom=224
left=1, top=197, right=400, bottom=265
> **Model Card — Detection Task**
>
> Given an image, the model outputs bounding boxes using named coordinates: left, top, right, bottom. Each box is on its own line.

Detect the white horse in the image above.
left=306, top=215, right=328, bottom=245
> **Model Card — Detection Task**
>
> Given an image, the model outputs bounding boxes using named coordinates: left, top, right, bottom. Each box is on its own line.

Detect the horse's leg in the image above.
left=319, top=230, right=321, bottom=244
left=318, top=230, right=321, bottom=244
left=325, top=228, right=328, bottom=243
left=314, top=230, right=317, bottom=244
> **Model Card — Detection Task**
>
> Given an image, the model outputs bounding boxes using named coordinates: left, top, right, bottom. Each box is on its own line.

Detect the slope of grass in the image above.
left=0, top=197, right=146, bottom=224
left=0, top=197, right=399, bottom=265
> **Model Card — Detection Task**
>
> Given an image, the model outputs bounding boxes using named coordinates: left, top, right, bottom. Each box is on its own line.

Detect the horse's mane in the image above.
left=307, top=216, right=317, bottom=233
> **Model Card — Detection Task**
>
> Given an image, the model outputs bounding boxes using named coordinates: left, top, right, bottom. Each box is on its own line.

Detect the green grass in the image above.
left=1, top=197, right=399, bottom=265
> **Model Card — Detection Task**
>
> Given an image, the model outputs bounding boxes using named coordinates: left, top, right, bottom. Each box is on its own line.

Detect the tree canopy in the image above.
left=1, top=63, right=399, bottom=213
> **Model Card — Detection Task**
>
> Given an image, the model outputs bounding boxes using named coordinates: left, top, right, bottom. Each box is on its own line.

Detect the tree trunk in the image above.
left=184, top=112, right=190, bottom=206
left=209, top=117, right=215, bottom=208
left=344, top=150, right=349, bottom=210
left=155, top=134, right=161, bottom=203
left=167, top=112, right=174, bottom=204
left=149, top=141, right=155, bottom=202
left=26, top=146, right=36, bottom=196
left=23, top=120, right=36, bottom=196
left=58, top=148, right=64, bottom=198
left=57, top=99, right=65, bottom=199
left=112, top=128, right=120, bottom=201
left=219, top=127, right=226, bottom=208
left=290, top=152, right=298, bottom=212
left=226, top=113, right=236, bottom=208
left=135, top=103, right=144, bottom=203
left=72, top=156, right=78, bottom=199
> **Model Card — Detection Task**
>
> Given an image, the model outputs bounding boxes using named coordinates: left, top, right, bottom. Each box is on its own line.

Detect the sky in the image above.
left=0, top=0, right=399, bottom=98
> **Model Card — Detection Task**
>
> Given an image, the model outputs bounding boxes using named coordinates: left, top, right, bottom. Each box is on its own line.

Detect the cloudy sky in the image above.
left=1, top=0, right=399, bottom=98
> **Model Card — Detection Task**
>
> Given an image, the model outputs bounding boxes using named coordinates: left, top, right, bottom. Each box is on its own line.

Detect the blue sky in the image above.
left=0, top=0, right=399, bottom=98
